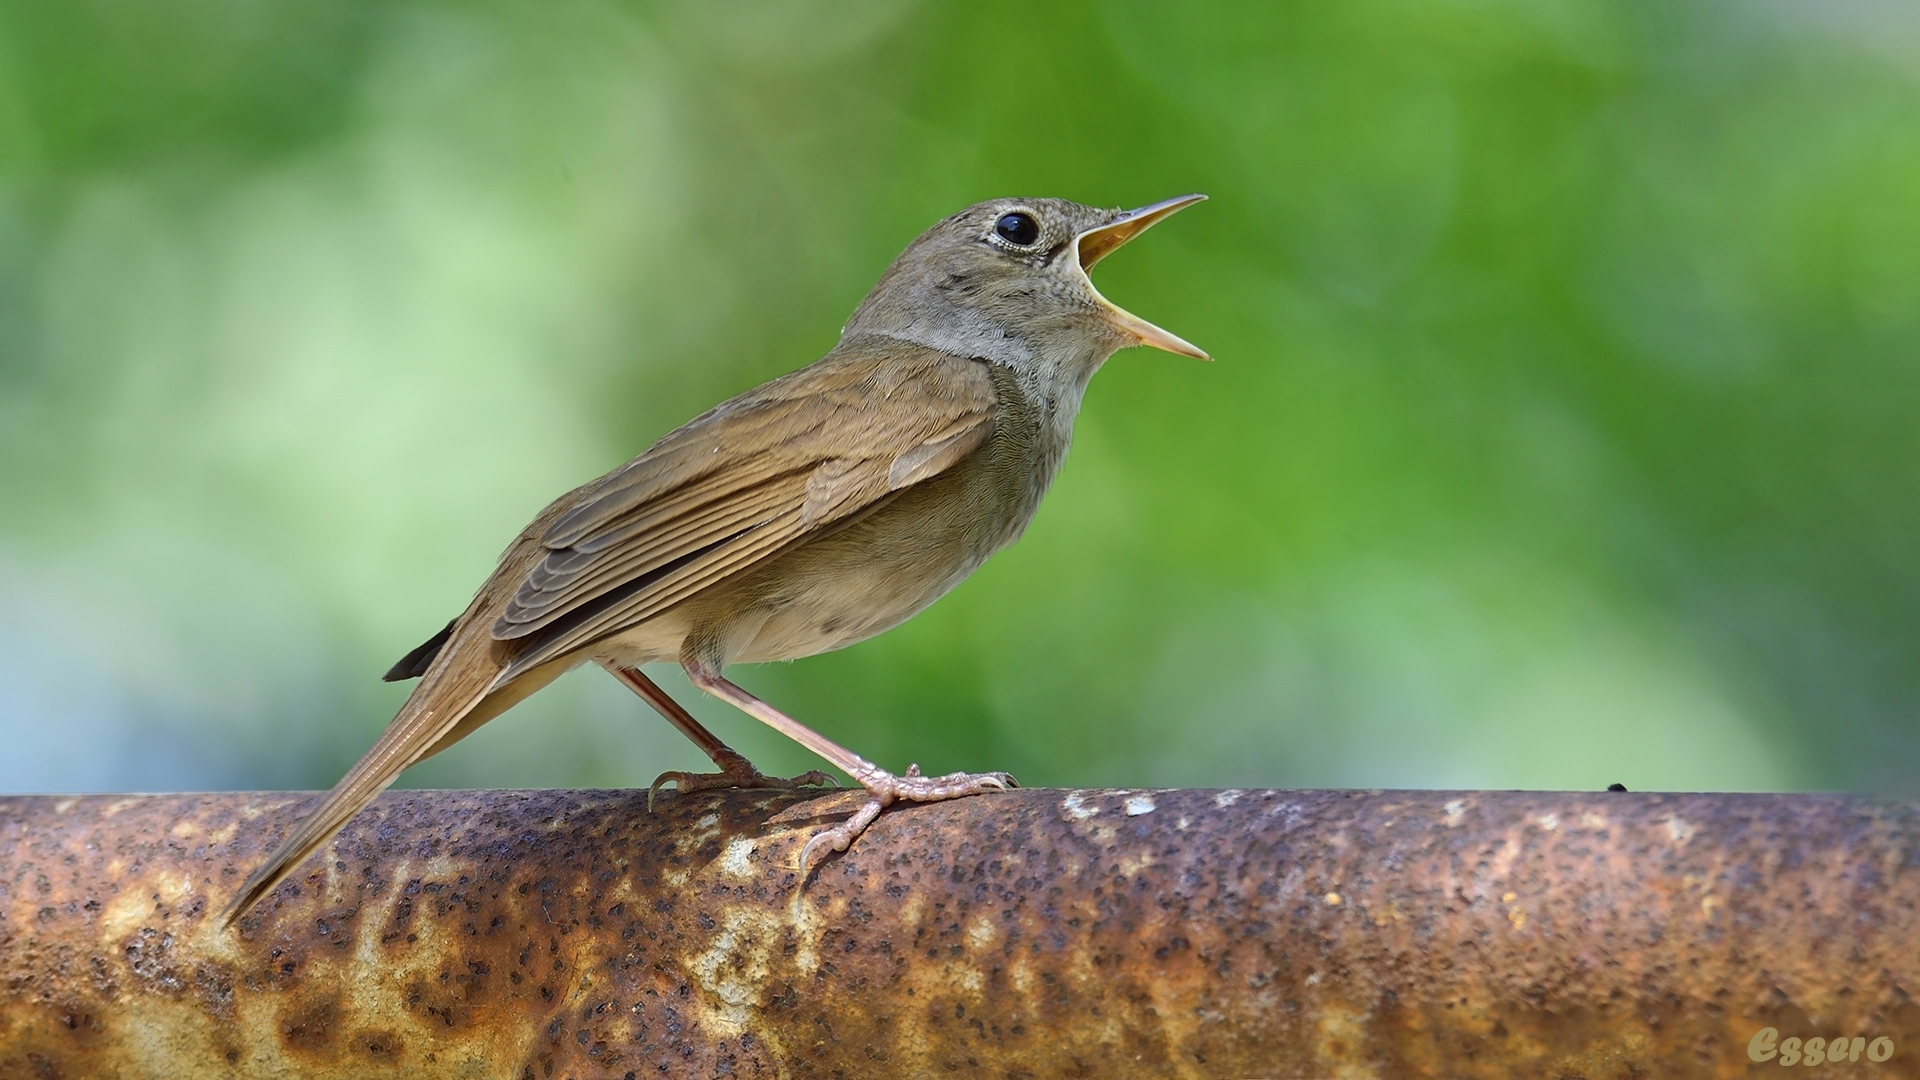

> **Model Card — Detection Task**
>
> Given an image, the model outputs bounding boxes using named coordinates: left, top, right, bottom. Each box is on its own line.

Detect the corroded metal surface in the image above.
left=2, top=787, right=1917, bottom=1079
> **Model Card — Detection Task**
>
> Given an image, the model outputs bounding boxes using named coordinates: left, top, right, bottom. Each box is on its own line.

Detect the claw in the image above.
left=800, top=797, right=887, bottom=871
left=797, top=765, right=1017, bottom=872
left=647, top=766, right=837, bottom=813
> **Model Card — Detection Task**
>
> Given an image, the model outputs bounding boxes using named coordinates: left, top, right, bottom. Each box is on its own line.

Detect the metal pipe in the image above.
left=2, top=787, right=1916, bottom=1078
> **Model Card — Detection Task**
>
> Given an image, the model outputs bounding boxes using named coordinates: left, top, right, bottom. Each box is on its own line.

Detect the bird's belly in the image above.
left=727, top=467, right=1025, bottom=664
left=589, top=609, right=697, bottom=667
left=731, top=555, right=973, bottom=663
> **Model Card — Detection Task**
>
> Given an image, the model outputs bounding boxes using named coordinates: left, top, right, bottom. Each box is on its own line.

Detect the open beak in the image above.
left=1074, top=193, right=1209, bottom=360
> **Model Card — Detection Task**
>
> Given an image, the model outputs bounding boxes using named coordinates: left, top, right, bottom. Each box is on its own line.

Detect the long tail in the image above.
left=219, top=619, right=504, bottom=927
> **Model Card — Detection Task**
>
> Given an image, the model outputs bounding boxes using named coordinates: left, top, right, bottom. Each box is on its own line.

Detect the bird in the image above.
left=222, top=194, right=1207, bottom=926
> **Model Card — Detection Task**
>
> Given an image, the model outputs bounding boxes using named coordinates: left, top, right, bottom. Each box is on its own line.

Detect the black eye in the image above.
left=994, top=211, right=1040, bottom=247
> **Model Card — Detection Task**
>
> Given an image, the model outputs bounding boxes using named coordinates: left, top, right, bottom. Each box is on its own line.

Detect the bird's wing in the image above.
left=489, top=342, right=998, bottom=680
left=224, top=343, right=996, bottom=926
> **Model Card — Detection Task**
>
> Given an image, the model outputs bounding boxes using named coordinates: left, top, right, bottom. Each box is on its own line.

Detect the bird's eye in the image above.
left=994, top=212, right=1040, bottom=247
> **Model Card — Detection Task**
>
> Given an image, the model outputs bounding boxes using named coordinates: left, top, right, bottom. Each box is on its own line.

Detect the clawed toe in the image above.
left=796, top=765, right=1016, bottom=872
left=799, top=798, right=887, bottom=871
left=880, top=765, right=1018, bottom=802
left=648, top=765, right=838, bottom=812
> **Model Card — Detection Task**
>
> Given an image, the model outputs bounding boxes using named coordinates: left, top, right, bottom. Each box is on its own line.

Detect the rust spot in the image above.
left=122, top=926, right=183, bottom=993
left=281, top=994, right=342, bottom=1053
left=356, top=1029, right=403, bottom=1057
left=192, top=962, right=235, bottom=1020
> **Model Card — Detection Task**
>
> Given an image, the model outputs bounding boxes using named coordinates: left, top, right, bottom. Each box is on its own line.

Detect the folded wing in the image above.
left=490, top=343, right=999, bottom=681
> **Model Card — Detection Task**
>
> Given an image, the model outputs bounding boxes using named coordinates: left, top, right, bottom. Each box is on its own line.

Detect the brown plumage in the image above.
left=223, top=195, right=1206, bottom=926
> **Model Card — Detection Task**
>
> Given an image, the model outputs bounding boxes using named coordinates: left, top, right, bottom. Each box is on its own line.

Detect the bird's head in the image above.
left=841, top=195, right=1207, bottom=378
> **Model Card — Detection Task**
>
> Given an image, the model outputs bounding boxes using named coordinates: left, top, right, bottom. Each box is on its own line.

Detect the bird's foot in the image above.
left=798, top=763, right=1017, bottom=871
left=648, top=753, right=836, bottom=812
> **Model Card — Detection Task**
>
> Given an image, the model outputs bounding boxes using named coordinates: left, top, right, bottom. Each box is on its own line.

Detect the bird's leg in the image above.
left=680, top=657, right=1016, bottom=871
left=597, top=661, right=834, bottom=809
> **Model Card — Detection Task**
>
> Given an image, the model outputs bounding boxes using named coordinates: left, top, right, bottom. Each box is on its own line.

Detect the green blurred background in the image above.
left=3, top=0, right=1918, bottom=797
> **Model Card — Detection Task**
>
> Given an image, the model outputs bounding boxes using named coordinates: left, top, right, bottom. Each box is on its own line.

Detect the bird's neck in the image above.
left=839, top=320, right=1114, bottom=473
left=851, top=323, right=1110, bottom=405
left=1009, top=343, right=1104, bottom=439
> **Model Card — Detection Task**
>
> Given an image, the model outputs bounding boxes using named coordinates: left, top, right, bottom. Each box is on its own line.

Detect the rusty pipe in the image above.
left=2, top=787, right=1917, bottom=1078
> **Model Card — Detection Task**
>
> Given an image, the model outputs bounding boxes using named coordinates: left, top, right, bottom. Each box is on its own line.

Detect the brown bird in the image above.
left=223, top=194, right=1207, bottom=926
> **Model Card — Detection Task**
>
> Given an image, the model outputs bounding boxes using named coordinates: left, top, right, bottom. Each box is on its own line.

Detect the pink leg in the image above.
left=680, top=655, right=1016, bottom=870
left=597, top=660, right=834, bottom=809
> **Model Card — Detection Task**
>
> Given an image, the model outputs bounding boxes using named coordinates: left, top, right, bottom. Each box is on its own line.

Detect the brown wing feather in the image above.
left=224, top=343, right=995, bottom=926
left=496, top=469, right=809, bottom=631
left=490, top=344, right=997, bottom=678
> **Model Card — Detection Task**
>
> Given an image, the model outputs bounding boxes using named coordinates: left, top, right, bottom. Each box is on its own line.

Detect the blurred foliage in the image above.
left=3, top=0, right=1919, bottom=796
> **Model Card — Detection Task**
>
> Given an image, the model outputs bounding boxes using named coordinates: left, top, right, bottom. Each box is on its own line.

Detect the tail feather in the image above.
left=383, top=618, right=456, bottom=682
left=220, top=627, right=500, bottom=927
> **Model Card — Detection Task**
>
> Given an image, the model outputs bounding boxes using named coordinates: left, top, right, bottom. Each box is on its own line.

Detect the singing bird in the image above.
left=224, top=194, right=1207, bottom=925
